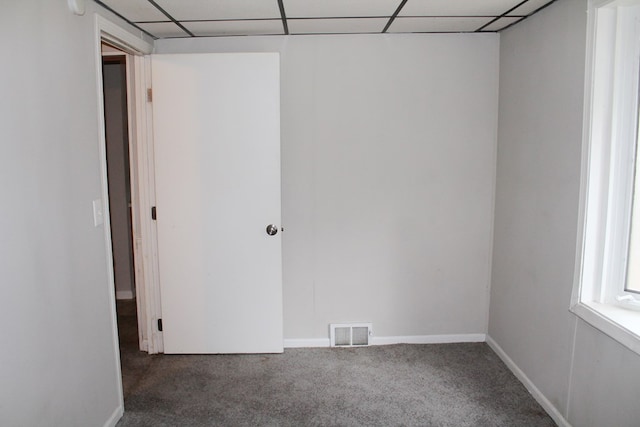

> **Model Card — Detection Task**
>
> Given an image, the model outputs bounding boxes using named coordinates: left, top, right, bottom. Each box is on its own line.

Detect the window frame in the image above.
left=572, top=0, right=640, bottom=356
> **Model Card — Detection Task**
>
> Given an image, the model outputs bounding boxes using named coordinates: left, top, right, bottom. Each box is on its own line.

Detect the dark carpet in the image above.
left=116, top=300, right=555, bottom=426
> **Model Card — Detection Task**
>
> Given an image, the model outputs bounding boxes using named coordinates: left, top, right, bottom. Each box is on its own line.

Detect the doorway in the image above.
left=96, top=17, right=163, bottom=356
left=102, top=49, right=135, bottom=303
left=101, top=44, right=142, bottom=396
left=95, top=16, right=159, bottom=420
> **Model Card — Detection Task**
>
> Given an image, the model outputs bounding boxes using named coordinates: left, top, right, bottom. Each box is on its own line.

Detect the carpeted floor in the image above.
left=116, top=300, right=555, bottom=426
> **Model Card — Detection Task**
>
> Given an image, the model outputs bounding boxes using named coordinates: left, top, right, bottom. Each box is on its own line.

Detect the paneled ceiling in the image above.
left=94, top=0, right=556, bottom=39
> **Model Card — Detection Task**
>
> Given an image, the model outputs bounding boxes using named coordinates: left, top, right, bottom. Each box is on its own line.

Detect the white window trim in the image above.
left=572, top=0, right=640, bottom=356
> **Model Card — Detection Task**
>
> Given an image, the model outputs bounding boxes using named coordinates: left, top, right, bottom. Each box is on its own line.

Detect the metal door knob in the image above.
left=266, top=224, right=278, bottom=236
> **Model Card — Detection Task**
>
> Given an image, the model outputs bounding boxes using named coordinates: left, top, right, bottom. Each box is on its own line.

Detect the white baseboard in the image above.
left=103, top=404, right=123, bottom=427
left=284, top=338, right=331, bottom=348
left=371, top=333, right=486, bottom=345
left=284, top=334, right=486, bottom=348
left=486, top=335, right=571, bottom=427
left=115, top=290, right=134, bottom=300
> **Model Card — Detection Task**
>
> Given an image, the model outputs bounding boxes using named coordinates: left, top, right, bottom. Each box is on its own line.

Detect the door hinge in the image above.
left=151, top=206, right=157, bottom=220
left=147, top=88, right=153, bottom=102
left=157, top=318, right=163, bottom=332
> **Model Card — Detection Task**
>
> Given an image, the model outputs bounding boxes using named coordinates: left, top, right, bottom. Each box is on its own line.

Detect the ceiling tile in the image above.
left=283, top=0, right=401, bottom=18
left=399, top=0, right=522, bottom=17
left=137, top=22, right=191, bottom=38
left=480, top=17, right=522, bottom=31
left=154, top=0, right=281, bottom=21
left=389, top=17, right=491, bottom=32
left=507, top=0, right=554, bottom=16
left=289, top=18, right=388, bottom=34
left=100, top=0, right=167, bottom=22
left=183, top=20, right=285, bottom=37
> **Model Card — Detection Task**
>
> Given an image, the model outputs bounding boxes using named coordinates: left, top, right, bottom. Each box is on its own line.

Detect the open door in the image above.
left=151, top=53, right=283, bottom=354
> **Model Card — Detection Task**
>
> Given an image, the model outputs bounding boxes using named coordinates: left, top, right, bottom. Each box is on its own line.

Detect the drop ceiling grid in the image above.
left=481, top=17, right=523, bottom=32
left=398, top=0, right=525, bottom=17
left=507, top=0, right=555, bottom=16
left=389, top=17, right=496, bottom=34
left=93, top=0, right=556, bottom=39
left=137, top=21, right=190, bottom=38
left=283, top=0, right=402, bottom=18
left=289, top=18, right=390, bottom=35
left=99, top=0, right=166, bottom=22
left=185, top=20, right=285, bottom=37
left=154, top=0, right=282, bottom=21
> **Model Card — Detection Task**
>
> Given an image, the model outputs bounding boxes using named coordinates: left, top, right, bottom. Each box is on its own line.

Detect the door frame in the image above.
left=94, top=16, right=164, bottom=389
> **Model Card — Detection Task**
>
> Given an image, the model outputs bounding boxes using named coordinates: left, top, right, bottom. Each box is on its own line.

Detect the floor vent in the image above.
left=330, top=323, right=373, bottom=347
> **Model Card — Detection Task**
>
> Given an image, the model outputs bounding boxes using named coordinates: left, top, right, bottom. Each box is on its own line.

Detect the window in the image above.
left=573, top=0, right=640, bottom=355
left=627, top=138, right=640, bottom=294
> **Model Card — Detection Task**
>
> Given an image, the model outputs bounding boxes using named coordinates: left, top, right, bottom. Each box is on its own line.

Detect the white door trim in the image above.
left=93, top=16, right=159, bottom=422
left=136, top=54, right=164, bottom=354
left=94, top=15, right=164, bottom=357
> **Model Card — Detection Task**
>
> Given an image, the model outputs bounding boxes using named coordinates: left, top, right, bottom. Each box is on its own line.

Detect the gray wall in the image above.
left=490, top=0, right=640, bottom=425
left=156, top=34, right=500, bottom=341
left=0, top=1, right=151, bottom=425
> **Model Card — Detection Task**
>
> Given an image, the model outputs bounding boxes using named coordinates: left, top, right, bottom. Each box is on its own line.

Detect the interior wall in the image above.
left=0, top=1, right=152, bottom=425
left=156, top=34, right=500, bottom=341
left=490, top=0, right=640, bottom=425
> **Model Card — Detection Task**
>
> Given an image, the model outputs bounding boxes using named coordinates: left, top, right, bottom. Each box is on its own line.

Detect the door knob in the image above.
left=266, top=224, right=278, bottom=236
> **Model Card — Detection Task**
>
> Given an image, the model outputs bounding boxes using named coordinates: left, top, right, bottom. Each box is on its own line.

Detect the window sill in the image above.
left=570, top=301, right=640, bottom=356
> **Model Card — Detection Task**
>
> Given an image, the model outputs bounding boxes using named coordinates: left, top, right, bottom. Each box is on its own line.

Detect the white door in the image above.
left=151, top=53, right=283, bottom=354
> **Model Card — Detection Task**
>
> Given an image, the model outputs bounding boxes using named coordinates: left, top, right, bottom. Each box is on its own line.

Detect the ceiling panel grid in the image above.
left=94, top=0, right=556, bottom=39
